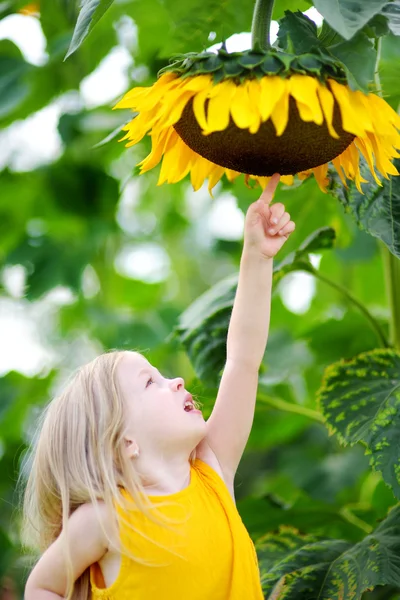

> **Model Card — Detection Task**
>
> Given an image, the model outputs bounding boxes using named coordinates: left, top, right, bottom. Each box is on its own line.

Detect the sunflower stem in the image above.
left=307, top=266, right=390, bottom=348
left=374, top=37, right=400, bottom=350
left=251, top=0, right=276, bottom=50
left=380, top=241, right=400, bottom=350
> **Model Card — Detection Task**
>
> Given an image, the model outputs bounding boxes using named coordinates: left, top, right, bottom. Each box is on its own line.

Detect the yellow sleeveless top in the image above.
left=90, top=458, right=264, bottom=599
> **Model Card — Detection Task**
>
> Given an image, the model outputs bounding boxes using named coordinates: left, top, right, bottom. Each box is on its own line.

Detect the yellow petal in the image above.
left=355, top=136, right=381, bottom=185
left=160, top=90, right=195, bottom=127
left=259, top=76, right=285, bottom=122
left=247, top=79, right=262, bottom=134
left=298, top=170, right=312, bottom=181
left=193, top=88, right=210, bottom=131
left=289, top=75, right=323, bottom=125
left=351, top=91, right=374, bottom=132
left=190, top=156, right=215, bottom=191
left=312, top=163, right=329, bottom=192
left=280, top=175, right=294, bottom=185
left=316, top=83, right=339, bottom=139
left=367, top=132, right=399, bottom=177
left=208, top=165, right=225, bottom=195
left=139, top=127, right=176, bottom=173
left=255, top=176, right=270, bottom=189
left=332, top=156, right=348, bottom=186
left=230, top=84, right=254, bottom=130
left=225, top=168, right=241, bottom=182
left=204, top=80, right=236, bottom=133
left=271, top=83, right=289, bottom=136
left=328, top=79, right=366, bottom=138
left=113, top=87, right=150, bottom=110
left=347, top=141, right=368, bottom=193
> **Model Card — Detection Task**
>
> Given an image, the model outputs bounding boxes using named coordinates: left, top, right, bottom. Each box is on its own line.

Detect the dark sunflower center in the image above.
left=174, top=95, right=355, bottom=176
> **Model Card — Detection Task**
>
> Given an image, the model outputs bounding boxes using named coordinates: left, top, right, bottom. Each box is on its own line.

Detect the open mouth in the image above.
left=183, top=393, right=201, bottom=414
left=184, top=399, right=195, bottom=412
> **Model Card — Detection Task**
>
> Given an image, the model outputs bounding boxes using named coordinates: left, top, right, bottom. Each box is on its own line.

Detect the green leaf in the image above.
left=65, top=0, right=115, bottom=59
left=272, top=0, right=312, bottom=21
left=159, top=0, right=255, bottom=56
left=259, top=505, right=400, bottom=599
left=318, top=349, right=400, bottom=499
left=380, top=33, right=400, bottom=109
left=272, top=226, right=336, bottom=284
left=0, top=40, right=32, bottom=118
left=382, top=1, right=400, bottom=36
left=313, top=0, right=389, bottom=40
left=329, top=159, right=400, bottom=259
left=174, top=228, right=335, bottom=384
left=328, top=31, right=376, bottom=91
left=276, top=10, right=320, bottom=54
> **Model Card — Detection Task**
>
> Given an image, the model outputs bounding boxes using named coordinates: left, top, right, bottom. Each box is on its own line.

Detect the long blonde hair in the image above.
left=20, top=350, right=191, bottom=600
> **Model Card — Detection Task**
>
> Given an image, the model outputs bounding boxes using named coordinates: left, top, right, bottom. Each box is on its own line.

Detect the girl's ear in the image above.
left=124, top=437, right=140, bottom=459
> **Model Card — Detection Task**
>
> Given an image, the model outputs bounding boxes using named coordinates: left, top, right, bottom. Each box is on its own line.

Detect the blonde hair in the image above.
left=20, top=350, right=194, bottom=600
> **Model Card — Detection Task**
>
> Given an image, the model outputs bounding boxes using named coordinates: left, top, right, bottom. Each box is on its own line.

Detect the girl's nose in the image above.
left=170, top=377, right=184, bottom=391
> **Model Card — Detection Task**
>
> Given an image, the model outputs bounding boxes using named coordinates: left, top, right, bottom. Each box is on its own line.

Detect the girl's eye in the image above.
left=146, top=377, right=154, bottom=388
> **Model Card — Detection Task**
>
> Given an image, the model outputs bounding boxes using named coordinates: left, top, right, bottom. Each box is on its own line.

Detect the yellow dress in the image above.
left=90, top=458, right=264, bottom=599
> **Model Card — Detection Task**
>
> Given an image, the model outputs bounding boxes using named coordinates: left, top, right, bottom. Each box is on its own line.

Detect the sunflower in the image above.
left=113, top=5, right=400, bottom=194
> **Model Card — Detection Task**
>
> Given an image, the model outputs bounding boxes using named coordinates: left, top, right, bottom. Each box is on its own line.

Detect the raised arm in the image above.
left=204, top=174, right=296, bottom=483
left=25, top=502, right=111, bottom=600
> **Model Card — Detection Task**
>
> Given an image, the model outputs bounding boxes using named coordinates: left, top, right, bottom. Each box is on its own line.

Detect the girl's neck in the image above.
left=135, top=453, right=192, bottom=496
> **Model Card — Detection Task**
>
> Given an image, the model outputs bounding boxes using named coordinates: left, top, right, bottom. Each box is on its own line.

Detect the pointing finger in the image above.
left=258, top=173, right=280, bottom=205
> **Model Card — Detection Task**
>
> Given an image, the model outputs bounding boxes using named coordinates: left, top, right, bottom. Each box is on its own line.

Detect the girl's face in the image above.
left=117, top=352, right=207, bottom=457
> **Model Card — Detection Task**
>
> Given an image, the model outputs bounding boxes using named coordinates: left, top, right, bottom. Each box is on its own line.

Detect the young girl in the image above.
left=23, top=173, right=295, bottom=600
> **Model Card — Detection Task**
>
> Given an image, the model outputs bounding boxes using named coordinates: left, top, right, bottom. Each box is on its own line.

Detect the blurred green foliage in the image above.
left=1, top=0, right=400, bottom=598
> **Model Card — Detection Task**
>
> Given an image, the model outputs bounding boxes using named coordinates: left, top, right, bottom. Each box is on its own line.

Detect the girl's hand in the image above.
left=243, top=173, right=296, bottom=259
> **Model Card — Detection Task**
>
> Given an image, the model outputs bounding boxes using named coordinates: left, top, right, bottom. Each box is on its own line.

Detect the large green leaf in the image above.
left=66, top=0, right=115, bottom=59
left=328, top=31, right=376, bottom=90
left=329, top=159, right=400, bottom=259
left=313, top=0, right=389, bottom=40
left=174, top=228, right=335, bottom=384
left=258, top=504, right=400, bottom=599
left=272, top=0, right=312, bottom=20
left=380, top=33, right=400, bottom=109
left=382, top=1, right=400, bottom=36
left=318, top=349, right=400, bottom=499
left=275, top=11, right=376, bottom=91
left=276, top=10, right=319, bottom=54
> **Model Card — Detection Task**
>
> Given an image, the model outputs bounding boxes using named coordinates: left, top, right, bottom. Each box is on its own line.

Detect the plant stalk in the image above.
left=374, top=37, right=400, bottom=350
left=380, top=240, right=400, bottom=349
left=257, top=391, right=325, bottom=423
left=339, top=506, right=373, bottom=534
left=308, top=266, right=390, bottom=348
left=251, top=0, right=276, bottom=50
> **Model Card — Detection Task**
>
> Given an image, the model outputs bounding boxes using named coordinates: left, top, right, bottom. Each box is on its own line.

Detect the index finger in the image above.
left=259, top=173, right=281, bottom=205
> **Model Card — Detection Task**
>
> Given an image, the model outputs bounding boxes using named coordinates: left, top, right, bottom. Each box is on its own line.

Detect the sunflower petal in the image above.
left=271, top=81, right=289, bottom=136
left=247, top=79, right=262, bottom=134
left=312, top=163, right=329, bottom=192
left=208, top=165, right=225, bottom=195
left=193, top=88, right=210, bottom=131
left=355, top=137, right=382, bottom=185
left=328, top=79, right=366, bottom=138
left=316, top=83, right=339, bottom=139
left=259, top=76, right=285, bottom=122
left=230, top=83, right=254, bottom=130
left=205, top=80, right=236, bottom=133
left=289, top=75, right=323, bottom=125
left=367, top=132, right=399, bottom=177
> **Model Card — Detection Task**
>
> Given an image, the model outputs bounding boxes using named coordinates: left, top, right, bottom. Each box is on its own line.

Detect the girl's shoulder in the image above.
left=72, top=501, right=119, bottom=550
left=195, top=439, right=235, bottom=501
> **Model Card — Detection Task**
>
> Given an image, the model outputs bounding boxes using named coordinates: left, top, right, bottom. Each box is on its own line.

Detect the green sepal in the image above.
left=158, top=45, right=350, bottom=87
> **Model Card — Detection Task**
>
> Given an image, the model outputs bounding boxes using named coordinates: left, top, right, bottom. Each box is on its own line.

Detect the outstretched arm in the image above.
left=204, top=174, right=296, bottom=483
